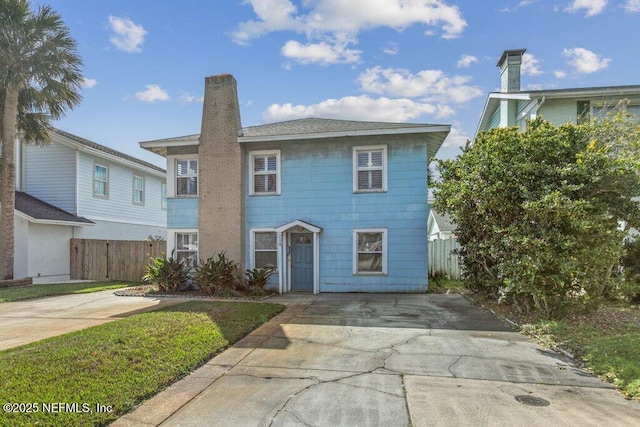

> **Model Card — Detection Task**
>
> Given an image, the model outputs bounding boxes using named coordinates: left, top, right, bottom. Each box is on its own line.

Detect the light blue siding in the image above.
left=245, top=138, right=429, bottom=292
left=167, top=198, right=198, bottom=228
left=76, top=152, right=166, bottom=227
left=24, top=141, right=76, bottom=213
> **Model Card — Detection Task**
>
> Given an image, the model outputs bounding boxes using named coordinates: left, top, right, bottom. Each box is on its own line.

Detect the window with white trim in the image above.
left=176, top=233, right=198, bottom=268
left=161, top=183, right=167, bottom=210
left=253, top=232, right=277, bottom=269
left=353, top=146, right=387, bottom=192
left=133, top=175, right=145, bottom=205
left=353, top=229, right=387, bottom=275
left=93, top=164, right=108, bottom=197
left=176, top=159, right=198, bottom=196
left=250, top=150, right=280, bottom=195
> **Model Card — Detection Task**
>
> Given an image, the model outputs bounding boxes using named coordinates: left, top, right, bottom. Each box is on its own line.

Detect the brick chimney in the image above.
left=497, top=49, right=526, bottom=93
left=198, top=74, right=244, bottom=266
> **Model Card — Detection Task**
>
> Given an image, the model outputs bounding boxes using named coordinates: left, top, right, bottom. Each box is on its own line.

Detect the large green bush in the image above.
left=436, top=114, right=640, bottom=317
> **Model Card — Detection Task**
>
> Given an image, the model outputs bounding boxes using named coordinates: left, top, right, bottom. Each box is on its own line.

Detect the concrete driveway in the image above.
left=0, top=289, right=183, bottom=350
left=114, top=293, right=640, bottom=427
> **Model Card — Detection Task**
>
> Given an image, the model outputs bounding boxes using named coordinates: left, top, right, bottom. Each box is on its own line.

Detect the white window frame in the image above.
left=353, top=145, right=388, bottom=193
left=250, top=150, right=281, bottom=196
left=250, top=228, right=278, bottom=270
left=175, top=232, right=198, bottom=269
left=161, top=182, right=167, bottom=210
left=93, top=163, right=109, bottom=198
left=133, top=175, right=145, bottom=205
left=353, top=228, right=388, bottom=275
left=176, top=158, right=198, bottom=197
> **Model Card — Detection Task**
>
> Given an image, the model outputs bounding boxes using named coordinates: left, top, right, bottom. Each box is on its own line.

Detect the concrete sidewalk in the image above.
left=0, top=289, right=183, bottom=350
left=114, top=293, right=640, bottom=427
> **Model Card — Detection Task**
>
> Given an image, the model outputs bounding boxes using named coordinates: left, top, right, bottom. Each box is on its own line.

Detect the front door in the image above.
left=291, top=233, right=313, bottom=291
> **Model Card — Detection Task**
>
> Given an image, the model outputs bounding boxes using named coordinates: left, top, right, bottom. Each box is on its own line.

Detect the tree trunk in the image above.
left=0, top=85, right=19, bottom=280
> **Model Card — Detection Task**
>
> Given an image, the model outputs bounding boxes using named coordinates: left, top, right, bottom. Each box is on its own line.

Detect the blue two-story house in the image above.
left=140, top=74, right=449, bottom=293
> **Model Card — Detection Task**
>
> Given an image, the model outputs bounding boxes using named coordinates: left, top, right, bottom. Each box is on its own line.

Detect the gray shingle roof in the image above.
left=431, top=209, right=456, bottom=232
left=15, top=192, right=94, bottom=224
left=241, top=118, right=446, bottom=137
left=54, top=129, right=166, bottom=173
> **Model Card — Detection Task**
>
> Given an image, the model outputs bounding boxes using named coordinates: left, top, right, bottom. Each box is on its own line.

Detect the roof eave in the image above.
left=53, top=132, right=166, bottom=177
left=139, top=138, right=199, bottom=158
left=15, top=210, right=95, bottom=227
left=239, top=125, right=451, bottom=143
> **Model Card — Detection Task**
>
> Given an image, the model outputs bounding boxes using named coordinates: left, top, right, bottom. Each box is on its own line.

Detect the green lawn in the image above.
left=0, top=300, right=285, bottom=426
left=0, top=281, right=133, bottom=303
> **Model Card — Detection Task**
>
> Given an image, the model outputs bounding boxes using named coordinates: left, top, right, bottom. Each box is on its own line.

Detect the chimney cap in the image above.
left=497, top=49, right=526, bottom=67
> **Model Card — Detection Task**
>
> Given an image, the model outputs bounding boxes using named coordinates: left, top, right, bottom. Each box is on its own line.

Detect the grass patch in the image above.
left=0, top=282, right=134, bottom=303
left=428, top=277, right=467, bottom=295
left=0, top=300, right=285, bottom=426
left=521, top=305, right=640, bottom=399
left=492, top=301, right=640, bottom=400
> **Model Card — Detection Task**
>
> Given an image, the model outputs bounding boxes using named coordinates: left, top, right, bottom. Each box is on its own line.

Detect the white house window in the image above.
left=353, top=229, right=387, bottom=275
left=353, top=146, right=387, bottom=192
left=94, top=164, right=108, bottom=197
left=176, top=233, right=198, bottom=268
left=251, top=150, right=280, bottom=195
left=133, top=175, right=145, bottom=205
left=176, top=159, right=198, bottom=196
left=161, top=183, right=167, bottom=210
left=253, top=231, right=277, bottom=269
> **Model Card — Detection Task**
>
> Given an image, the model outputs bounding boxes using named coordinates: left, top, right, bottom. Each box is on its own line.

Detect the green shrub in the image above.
left=195, top=251, right=240, bottom=294
left=622, top=238, right=640, bottom=302
left=245, top=267, right=276, bottom=290
left=142, top=252, right=187, bottom=292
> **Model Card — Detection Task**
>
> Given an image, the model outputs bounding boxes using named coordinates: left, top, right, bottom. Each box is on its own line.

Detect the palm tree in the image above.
left=0, top=0, right=83, bottom=280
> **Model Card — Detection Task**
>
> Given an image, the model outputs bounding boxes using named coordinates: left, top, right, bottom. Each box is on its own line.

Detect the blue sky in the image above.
left=32, top=0, right=640, bottom=167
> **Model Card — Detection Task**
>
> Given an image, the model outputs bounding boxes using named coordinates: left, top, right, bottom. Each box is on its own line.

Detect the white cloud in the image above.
left=233, top=0, right=466, bottom=64
left=456, top=54, right=478, bottom=68
left=382, top=42, right=399, bottom=55
left=357, top=67, right=483, bottom=104
left=565, top=0, right=608, bottom=17
left=554, top=70, right=568, bottom=78
left=281, top=39, right=361, bottom=64
left=625, top=0, right=640, bottom=12
left=234, top=0, right=466, bottom=41
left=178, top=91, right=203, bottom=104
left=134, top=85, right=170, bottom=102
left=441, top=126, right=470, bottom=148
left=108, top=16, right=147, bottom=53
left=80, top=77, right=97, bottom=89
left=263, top=95, right=454, bottom=123
left=563, top=47, right=610, bottom=73
left=521, top=53, right=543, bottom=75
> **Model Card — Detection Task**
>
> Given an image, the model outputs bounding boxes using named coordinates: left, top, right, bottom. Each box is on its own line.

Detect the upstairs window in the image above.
left=93, top=164, right=108, bottom=197
left=176, top=159, right=197, bottom=196
left=354, top=146, right=387, bottom=192
left=250, top=150, right=280, bottom=195
left=133, top=175, right=145, bottom=205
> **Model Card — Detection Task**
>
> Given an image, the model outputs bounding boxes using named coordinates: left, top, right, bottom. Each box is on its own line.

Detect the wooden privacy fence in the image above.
left=428, top=238, right=461, bottom=280
left=70, top=239, right=166, bottom=282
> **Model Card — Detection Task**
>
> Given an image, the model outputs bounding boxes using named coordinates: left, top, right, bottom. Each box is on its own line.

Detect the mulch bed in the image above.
left=115, top=284, right=277, bottom=301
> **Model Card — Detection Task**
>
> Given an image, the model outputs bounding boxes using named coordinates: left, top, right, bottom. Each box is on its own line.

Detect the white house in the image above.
left=6, top=129, right=167, bottom=283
